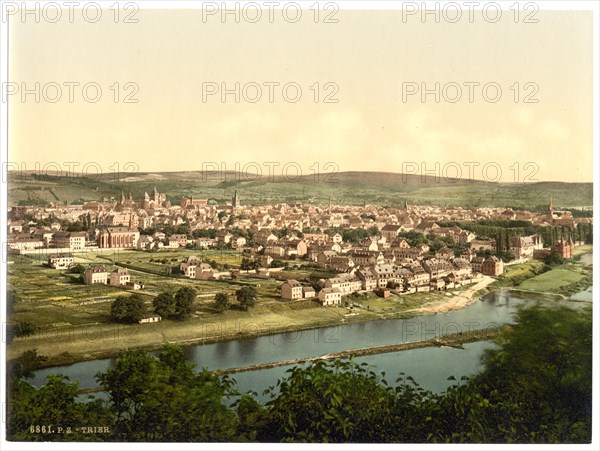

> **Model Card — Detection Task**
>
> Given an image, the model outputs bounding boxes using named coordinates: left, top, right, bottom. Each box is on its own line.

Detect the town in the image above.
left=7, top=186, right=592, bottom=323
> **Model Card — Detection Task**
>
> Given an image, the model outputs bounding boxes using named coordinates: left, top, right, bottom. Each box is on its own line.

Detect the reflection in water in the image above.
left=31, top=292, right=542, bottom=393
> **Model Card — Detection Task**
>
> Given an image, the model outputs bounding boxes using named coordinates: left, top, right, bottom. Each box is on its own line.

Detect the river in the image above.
left=30, top=289, right=580, bottom=400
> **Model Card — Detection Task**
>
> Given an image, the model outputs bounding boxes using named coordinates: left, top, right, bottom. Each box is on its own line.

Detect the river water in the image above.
left=31, top=288, right=589, bottom=400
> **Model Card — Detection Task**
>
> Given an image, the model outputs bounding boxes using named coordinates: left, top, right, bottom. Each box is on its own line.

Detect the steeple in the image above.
left=232, top=190, right=239, bottom=212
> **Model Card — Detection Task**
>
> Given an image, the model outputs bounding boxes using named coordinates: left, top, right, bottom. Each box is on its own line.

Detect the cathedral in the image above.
left=116, top=185, right=169, bottom=210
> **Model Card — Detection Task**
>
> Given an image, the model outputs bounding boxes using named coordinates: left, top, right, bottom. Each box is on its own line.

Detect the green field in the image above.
left=519, top=267, right=586, bottom=292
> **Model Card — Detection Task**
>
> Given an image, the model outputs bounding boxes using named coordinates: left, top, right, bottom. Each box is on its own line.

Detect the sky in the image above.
left=7, top=5, right=594, bottom=183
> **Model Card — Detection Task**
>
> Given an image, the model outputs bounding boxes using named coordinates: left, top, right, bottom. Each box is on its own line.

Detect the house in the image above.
left=471, top=256, right=485, bottom=273
left=318, top=287, right=342, bottom=306
left=84, top=265, right=110, bottom=284
left=326, top=256, right=355, bottom=272
left=302, top=233, right=329, bottom=244
left=195, top=237, right=217, bottom=249
left=281, top=280, right=303, bottom=300
left=169, top=234, right=188, bottom=248
left=421, top=258, right=454, bottom=279
left=457, top=231, right=476, bottom=244
left=381, top=224, right=402, bottom=242
left=109, top=268, right=131, bottom=286
left=460, top=248, right=476, bottom=262
left=325, top=274, right=362, bottom=295
left=180, top=255, right=202, bottom=278
left=139, top=314, right=162, bottom=324
left=435, top=246, right=454, bottom=260
left=137, top=235, right=154, bottom=250
left=302, top=286, right=316, bottom=299
left=482, top=256, right=504, bottom=276
left=48, top=254, right=74, bottom=269
left=8, top=234, right=44, bottom=251
left=355, top=267, right=378, bottom=291
left=230, top=235, right=247, bottom=248
left=253, top=230, right=278, bottom=245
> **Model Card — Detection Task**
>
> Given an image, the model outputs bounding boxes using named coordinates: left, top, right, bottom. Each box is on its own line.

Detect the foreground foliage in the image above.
left=7, top=305, right=592, bottom=443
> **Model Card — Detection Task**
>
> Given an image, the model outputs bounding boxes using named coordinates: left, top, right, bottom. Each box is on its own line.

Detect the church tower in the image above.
left=547, top=197, right=554, bottom=220
left=232, top=190, right=239, bottom=212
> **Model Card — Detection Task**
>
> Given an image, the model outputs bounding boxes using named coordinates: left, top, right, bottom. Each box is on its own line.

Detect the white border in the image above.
left=1, top=1, right=598, bottom=450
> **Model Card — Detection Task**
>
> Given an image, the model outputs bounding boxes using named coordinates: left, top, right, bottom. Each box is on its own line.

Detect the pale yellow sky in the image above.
left=8, top=7, right=593, bottom=182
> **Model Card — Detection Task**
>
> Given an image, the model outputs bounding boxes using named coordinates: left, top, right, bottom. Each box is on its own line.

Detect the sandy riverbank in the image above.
left=405, top=276, right=496, bottom=314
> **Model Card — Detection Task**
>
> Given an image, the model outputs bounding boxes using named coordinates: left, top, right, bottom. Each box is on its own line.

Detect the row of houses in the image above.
left=280, top=255, right=504, bottom=307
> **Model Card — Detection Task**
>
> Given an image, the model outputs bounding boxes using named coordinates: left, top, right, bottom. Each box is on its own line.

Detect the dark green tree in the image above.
left=174, top=287, right=197, bottom=319
left=98, top=344, right=238, bottom=441
left=110, top=294, right=146, bottom=324
left=215, top=292, right=231, bottom=312
left=236, top=286, right=257, bottom=311
left=153, top=291, right=175, bottom=318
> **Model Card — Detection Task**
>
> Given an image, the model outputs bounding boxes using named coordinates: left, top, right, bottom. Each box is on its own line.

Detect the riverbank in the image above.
left=8, top=253, right=592, bottom=369
left=404, top=276, right=496, bottom=314
left=8, top=278, right=495, bottom=368
left=77, top=325, right=511, bottom=395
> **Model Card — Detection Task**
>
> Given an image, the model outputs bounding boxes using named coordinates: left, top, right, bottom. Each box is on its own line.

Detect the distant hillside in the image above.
left=7, top=171, right=593, bottom=210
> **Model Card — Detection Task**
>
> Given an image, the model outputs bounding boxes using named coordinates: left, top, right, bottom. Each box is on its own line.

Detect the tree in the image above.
left=69, top=264, right=85, bottom=274
left=174, top=287, right=197, bottom=319
left=240, top=257, right=260, bottom=271
left=110, top=294, right=146, bottom=324
left=153, top=288, right=197, bottom=320
left=8, top=374, right=113, bottom=442
left=153, top=291, right=175, bottom=318
left=98, top=344, right=237, bottom=441
left=14, top=321, right=36, bottom=337
left=215, top=292, right=231, bottom=312
left=236, top=286, right=257, bottom=311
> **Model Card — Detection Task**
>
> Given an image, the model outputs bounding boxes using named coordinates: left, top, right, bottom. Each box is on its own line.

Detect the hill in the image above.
left=7, top=171, right=593, bottom=210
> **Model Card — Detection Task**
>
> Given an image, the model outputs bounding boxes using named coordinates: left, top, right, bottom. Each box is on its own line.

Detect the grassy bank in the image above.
left=8, top=248, right=592, bottom=368
left=474, top=248, right=593, bottom=299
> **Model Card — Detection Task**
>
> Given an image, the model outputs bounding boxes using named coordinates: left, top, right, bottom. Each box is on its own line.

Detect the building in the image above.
left=325, top=274, right=362, bottom=295
left=471, top=239, right=496, bottom=252
left=84, top=265, right=110, bottom=284
left=97, top=226, right=140, bottom=248
left=471, top=256, right=485, bottom=273
left=381, top=224, right=402, bottom=242
left=180, top=255, right=202, bottom=278
left=302, top=286, right=316, bottom=299
left=109, top=268, right=131, bottom=286
left=281, top=280, right=303, bottom=300
left=553, top=239, right=575, bottom=259
left=509, top=235, right=543, bottom=259
left=180, top=196, right=208, bottom=209
left=482, top=256, right=504, bottom=276
left=232, top=190, right=240, bottom=212
left=139, top=314, right=162, bottom=324
left=52, top=231, right=87, bottom=250
left=318, top=287, right=342, bottom=306
left=48, top=253, right=74, bottom=269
